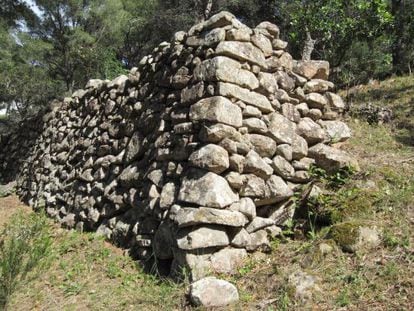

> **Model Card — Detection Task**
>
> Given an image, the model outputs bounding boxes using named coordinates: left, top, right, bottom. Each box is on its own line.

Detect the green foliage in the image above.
left=0, top=212, right=52, bottom=310
left=309, top=165, right=356, bottom=189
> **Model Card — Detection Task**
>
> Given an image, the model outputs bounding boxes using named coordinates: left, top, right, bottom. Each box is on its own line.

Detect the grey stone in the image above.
left=319, top=120, right=352, bottom=142
left=159, top=182, right=176, bottom=209
left=186, top=27, right=226, bottom=47
left=178, top=170, right=239, bottom=208
left=243, top=105, right=262, bottom=118
left=210, top=248, right=248, bottom=274
left=308, top=143, right=358, bottom=173
left=243, top=118, right=268, bottom=134
left=296, top=102, right=310, bottom=117
left=256, top=175, right=293, bottom=206
left=272, top=155, right=295, bottom=178
left=291, top=134, right=309, bottom=160
left=181, top=82, right=205, bottom=104
left=293, top=60, right=330, bottom=80
left=189, top=277, right=239, bottom=307
left=331, top=222, right=381, bottom=253
left=306, top=93, right=328, bottom=109
left=288, top=271, right=319, bottom=303
left=199, top=123, right=242, bottom=143
left=226, top=28, right=251, bottom=41
left=125, top=132, right=144, bottom=163
left=268, top=113, right=297, bottom=145
left=256, top=21, right=280, bottom=38
left=292, top=157, right=315, bottom=170
left=290, top=170, right=311, bottom=183
left=276, top=144, right=293, bottom=161
left=246, top=229, right=270, bottom=252
left=229, top=197, right=256, bottom=220
left=231, top=228, right=251, bottom=247
left=175, top=207, right=248, bottom=228
left=258, top=72, right=278, bottom=95
left=189, top=144, right=229, bottom=174
left=264, top=200, right=296, bottom=225
left=216, top=41, right=267, bottom=69
left=225, top=172, right=246, bottom=190
left=251, top=30, right=273, bottom=57
left=229, top=154, right=245, bottom=173
left=275, top=71, right=295, bottom=91
left=244, top=150, right=273, bottom=179
left=272, top=39, right=288, bottom=50
left=282, top=103, right=301, bottom=123
left=304, top=79, right=334, bottom=93
left=203, top=11, right=235, bottom=31
left=177, top=226, right=230, bottom=250
left=246, top=217, right=275, bottom=233
left=326, top=92, right=345, bottom=112
left=217, top=82, right=274, bottom=113
left=245, top=134, right=277, bottom=158
left=194, top=56, right=259, bottom=90
left=296, top=117, right=327, bottom=145
left=190, top=96, right=243, bottom=128
left=308, top=108, right=323, bottom=120
left=239, top=174, right=266, bottom=198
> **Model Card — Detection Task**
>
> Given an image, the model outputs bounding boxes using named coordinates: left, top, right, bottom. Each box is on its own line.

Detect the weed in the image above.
left=309, top=165, right=356, bottom=189
left=0, top=212, right=52, bottom=310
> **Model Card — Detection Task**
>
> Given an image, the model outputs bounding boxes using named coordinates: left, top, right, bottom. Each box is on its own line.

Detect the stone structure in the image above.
left=3, top=12, right=357, bottom=280
left=0, top=114, right=44, bottom=183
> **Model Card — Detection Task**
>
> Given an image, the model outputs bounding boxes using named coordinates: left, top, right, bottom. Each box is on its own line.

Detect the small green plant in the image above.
left=0, top=212, right=52, bottom=310
left=309, top=165, right=356, bottom=189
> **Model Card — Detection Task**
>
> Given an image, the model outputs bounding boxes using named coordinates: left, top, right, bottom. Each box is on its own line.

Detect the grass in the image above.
left=7, top=229, right=186, bottom=311
left=0, top=212, right=52, bottom=310
left=1, top=75, right=414, bottom=310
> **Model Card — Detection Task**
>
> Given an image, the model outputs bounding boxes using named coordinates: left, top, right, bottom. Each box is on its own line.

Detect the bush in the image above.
left=0, top=212, right=52, bottom=310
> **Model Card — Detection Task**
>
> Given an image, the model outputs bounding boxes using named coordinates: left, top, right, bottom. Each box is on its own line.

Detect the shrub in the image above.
left=0, top=212, right=52, bottom=310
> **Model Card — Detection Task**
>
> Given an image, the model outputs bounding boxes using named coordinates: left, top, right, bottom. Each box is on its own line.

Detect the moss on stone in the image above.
left=329, top=221, right=364, bottom=252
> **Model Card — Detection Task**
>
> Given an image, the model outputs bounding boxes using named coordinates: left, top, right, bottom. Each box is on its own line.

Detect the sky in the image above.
left=24, top=0, right=43, bottom=17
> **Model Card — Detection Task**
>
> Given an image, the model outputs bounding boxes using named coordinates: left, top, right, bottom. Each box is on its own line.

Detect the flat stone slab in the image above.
left=216, top=41, right=267, bottom=69
left=177, top=225, right=230, bottom=250
left=217, top=82, right=274, bottom=113
left=175, top=207, right=248, bottom=228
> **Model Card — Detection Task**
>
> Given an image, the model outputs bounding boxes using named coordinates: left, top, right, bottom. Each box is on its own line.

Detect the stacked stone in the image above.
left=13, top=11, right=356, bottom=281
left=0, top=114, right=44, bottom=183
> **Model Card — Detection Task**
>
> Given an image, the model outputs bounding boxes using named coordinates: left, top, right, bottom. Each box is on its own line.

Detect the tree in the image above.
left=0, top=26, right=61, bottom=119
left=390, top=0, right=414, bottom=74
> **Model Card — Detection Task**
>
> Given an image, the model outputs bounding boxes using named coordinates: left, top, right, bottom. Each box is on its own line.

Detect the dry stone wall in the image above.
left=0, top=114, right=44, bottom=183
left=13, top=12, right=357, bottom=280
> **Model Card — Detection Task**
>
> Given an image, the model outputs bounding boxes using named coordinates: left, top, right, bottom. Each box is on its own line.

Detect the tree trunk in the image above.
left=302, top=29, right=316, bottom=61
left=203, top=0, right=213, bottom=20
left=195, top=0, right=213, bottom=22
left=391, top=0, right=404, bottom=74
